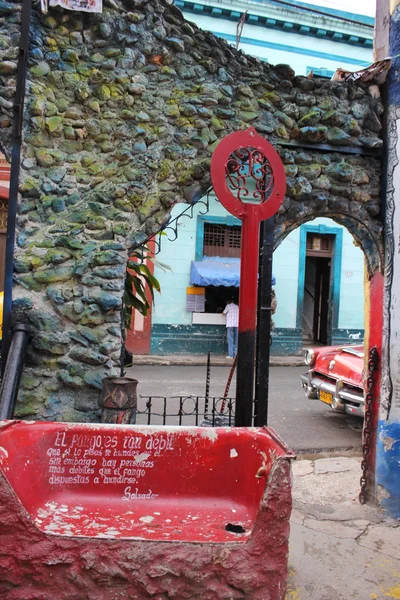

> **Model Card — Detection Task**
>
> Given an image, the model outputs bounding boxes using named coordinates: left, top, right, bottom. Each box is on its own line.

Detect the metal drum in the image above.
left=99, top=376, right=138, bottom=424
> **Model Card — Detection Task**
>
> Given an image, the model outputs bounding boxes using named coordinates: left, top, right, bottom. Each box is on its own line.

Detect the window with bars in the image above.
left=203, top=223, right=241, bottom=258
left=306, top=233, right=333, bottom=256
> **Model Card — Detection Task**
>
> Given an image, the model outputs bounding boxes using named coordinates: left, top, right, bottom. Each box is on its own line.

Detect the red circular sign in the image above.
left=210, top=127, right=286, bottom=221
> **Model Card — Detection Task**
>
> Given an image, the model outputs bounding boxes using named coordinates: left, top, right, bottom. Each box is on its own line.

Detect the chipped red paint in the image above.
left=0, top=420, right=293, bottom=599
left=365, top=270, right=384, bottom=497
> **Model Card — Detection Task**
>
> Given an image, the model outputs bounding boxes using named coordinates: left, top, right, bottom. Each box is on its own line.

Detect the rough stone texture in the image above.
left=0, top=457, right=293, bottom=600
left=0, top=0, right=383, bottom=420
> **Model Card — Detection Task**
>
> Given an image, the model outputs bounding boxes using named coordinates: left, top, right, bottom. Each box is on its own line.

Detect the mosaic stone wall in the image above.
left=0, top=0, right=383, bottom=420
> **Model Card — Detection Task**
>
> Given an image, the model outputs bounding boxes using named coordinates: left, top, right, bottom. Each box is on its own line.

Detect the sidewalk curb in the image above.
left=131, top=355, right=304, bottom=367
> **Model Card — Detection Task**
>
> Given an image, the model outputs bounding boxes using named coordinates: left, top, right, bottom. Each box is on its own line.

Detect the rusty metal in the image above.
left=99, top=376, right=138, bottom=424
left=278, top=139, right=382, bottom=157
left=204, top=350, right=211, bottom=417
left=210, top=127, right=286, bottom=426
left=222, top=355, right=237, bottom=410
left=235, top=9, right=248, bottom=49
left=359, top=346, right=379, bottom=504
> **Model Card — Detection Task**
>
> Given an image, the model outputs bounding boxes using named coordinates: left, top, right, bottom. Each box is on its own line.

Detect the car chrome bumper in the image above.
left=301, top=372, right=364, bottom=417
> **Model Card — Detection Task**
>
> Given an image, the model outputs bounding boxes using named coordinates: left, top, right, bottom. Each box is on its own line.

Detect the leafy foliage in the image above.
left=123, top=246, right=162, bottom=333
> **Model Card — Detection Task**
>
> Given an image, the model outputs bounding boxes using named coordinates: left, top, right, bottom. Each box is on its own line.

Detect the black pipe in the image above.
left=254, top=217, right=274, bottom=426
left=235, top=329, right=255, bottom=426
left=0, top=323, right=29, bottom=420
left=2, top=0, right=32, bottom=373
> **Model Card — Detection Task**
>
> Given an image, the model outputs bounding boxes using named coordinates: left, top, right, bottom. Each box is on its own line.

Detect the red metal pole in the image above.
left=362, top=270, right=383, bottom=503
left=210, top=128, right=286, bottom=427
left=235, top=209, right=260, bottom=426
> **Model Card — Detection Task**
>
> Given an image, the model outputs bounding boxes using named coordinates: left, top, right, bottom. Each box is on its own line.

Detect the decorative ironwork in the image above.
left=146, top=187, right=212, bottom=256
left=205, top=351, right=211, bottom=417
left=0, top=200, right=8, bottom=230
left=136, top=395, right=236, bottom=427
left=359, top=346, right=379, bottom=504
left=211, top=128, right=286, bottom=223
left=226, top=147, right=274, bottom=205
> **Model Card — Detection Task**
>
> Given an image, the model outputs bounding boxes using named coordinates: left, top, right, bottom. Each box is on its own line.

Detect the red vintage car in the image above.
left=300, top=344, right=365, bottom=417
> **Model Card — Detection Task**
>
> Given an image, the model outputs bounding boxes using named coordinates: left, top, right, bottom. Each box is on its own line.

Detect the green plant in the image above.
left=124, top=246, right=161, bottom=331
left=119, top=245, right=168, bottom=376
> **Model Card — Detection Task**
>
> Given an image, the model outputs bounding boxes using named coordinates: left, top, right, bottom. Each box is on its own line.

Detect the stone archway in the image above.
left=275, top=200, right=383, bottom=278
left=0, top=0, right=384, bottom=421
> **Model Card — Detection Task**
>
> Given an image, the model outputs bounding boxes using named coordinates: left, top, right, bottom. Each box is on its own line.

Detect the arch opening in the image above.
left=275, top=208, right=383, bottom=279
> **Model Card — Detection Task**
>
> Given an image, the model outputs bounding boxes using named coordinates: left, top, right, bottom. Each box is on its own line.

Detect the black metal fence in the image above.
left=136, top=396, right=236, bottom=426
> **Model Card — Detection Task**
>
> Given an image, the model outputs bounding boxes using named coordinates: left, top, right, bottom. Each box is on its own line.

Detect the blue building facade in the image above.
left=176, top=0, right=373, bottom=75
left=151, top=197, right=366, bottom=355
left=149, top=0, right=372, bottom=356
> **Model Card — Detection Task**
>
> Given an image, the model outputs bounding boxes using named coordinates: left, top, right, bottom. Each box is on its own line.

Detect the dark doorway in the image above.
left=204, top=285, right=238, bottom=313
left=302, top=233, right=334, bottom=345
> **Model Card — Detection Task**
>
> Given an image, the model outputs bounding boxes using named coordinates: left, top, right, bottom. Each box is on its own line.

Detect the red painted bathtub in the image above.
left=0, top=421, right=294, bottom=600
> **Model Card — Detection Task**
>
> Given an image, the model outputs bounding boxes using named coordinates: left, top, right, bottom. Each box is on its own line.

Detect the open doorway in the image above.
left=296, top=222, right=344, bottom=348
left=302, top=233, right=334, bottom=345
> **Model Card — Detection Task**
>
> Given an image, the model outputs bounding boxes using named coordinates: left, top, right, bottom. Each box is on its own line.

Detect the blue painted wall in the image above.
left=151, top=203, right=365, bottom=355
left=273, top=228, right=300, bottom=330
left=176, top=1, right=373, bottom=76
left=152, top=198, right=228, bottom=327
left=376, top=421, right=400, bottom=518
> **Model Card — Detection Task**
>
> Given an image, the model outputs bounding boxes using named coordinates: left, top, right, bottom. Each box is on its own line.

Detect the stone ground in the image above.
left=287, top=455, right=400, bottom=600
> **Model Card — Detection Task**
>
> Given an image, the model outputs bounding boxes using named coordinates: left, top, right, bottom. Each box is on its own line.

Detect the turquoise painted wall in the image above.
left=302, top=217, right=364, bottom=331
left=177, top=2, right=373, bottom=76
left=152, top=203, right=195, bottom=326
left=337, top=226, right=365, bottom=330
left=273, top=228, right=300, bottom=329
left=153, top=197, right=228, bottom=326
left=153, top=207, right=365, bottom=333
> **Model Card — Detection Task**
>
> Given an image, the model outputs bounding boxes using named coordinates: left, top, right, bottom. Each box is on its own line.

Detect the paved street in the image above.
left=127, top=365, right=363, bottom=453
left=287, top=456, right=400, bottom=600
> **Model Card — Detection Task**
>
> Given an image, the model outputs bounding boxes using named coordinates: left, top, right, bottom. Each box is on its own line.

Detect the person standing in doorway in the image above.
left=223, top=299, right=239, bottom=359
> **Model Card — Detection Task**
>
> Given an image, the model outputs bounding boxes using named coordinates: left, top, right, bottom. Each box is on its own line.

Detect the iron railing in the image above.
left=136, top=395, right=236, bottom=427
